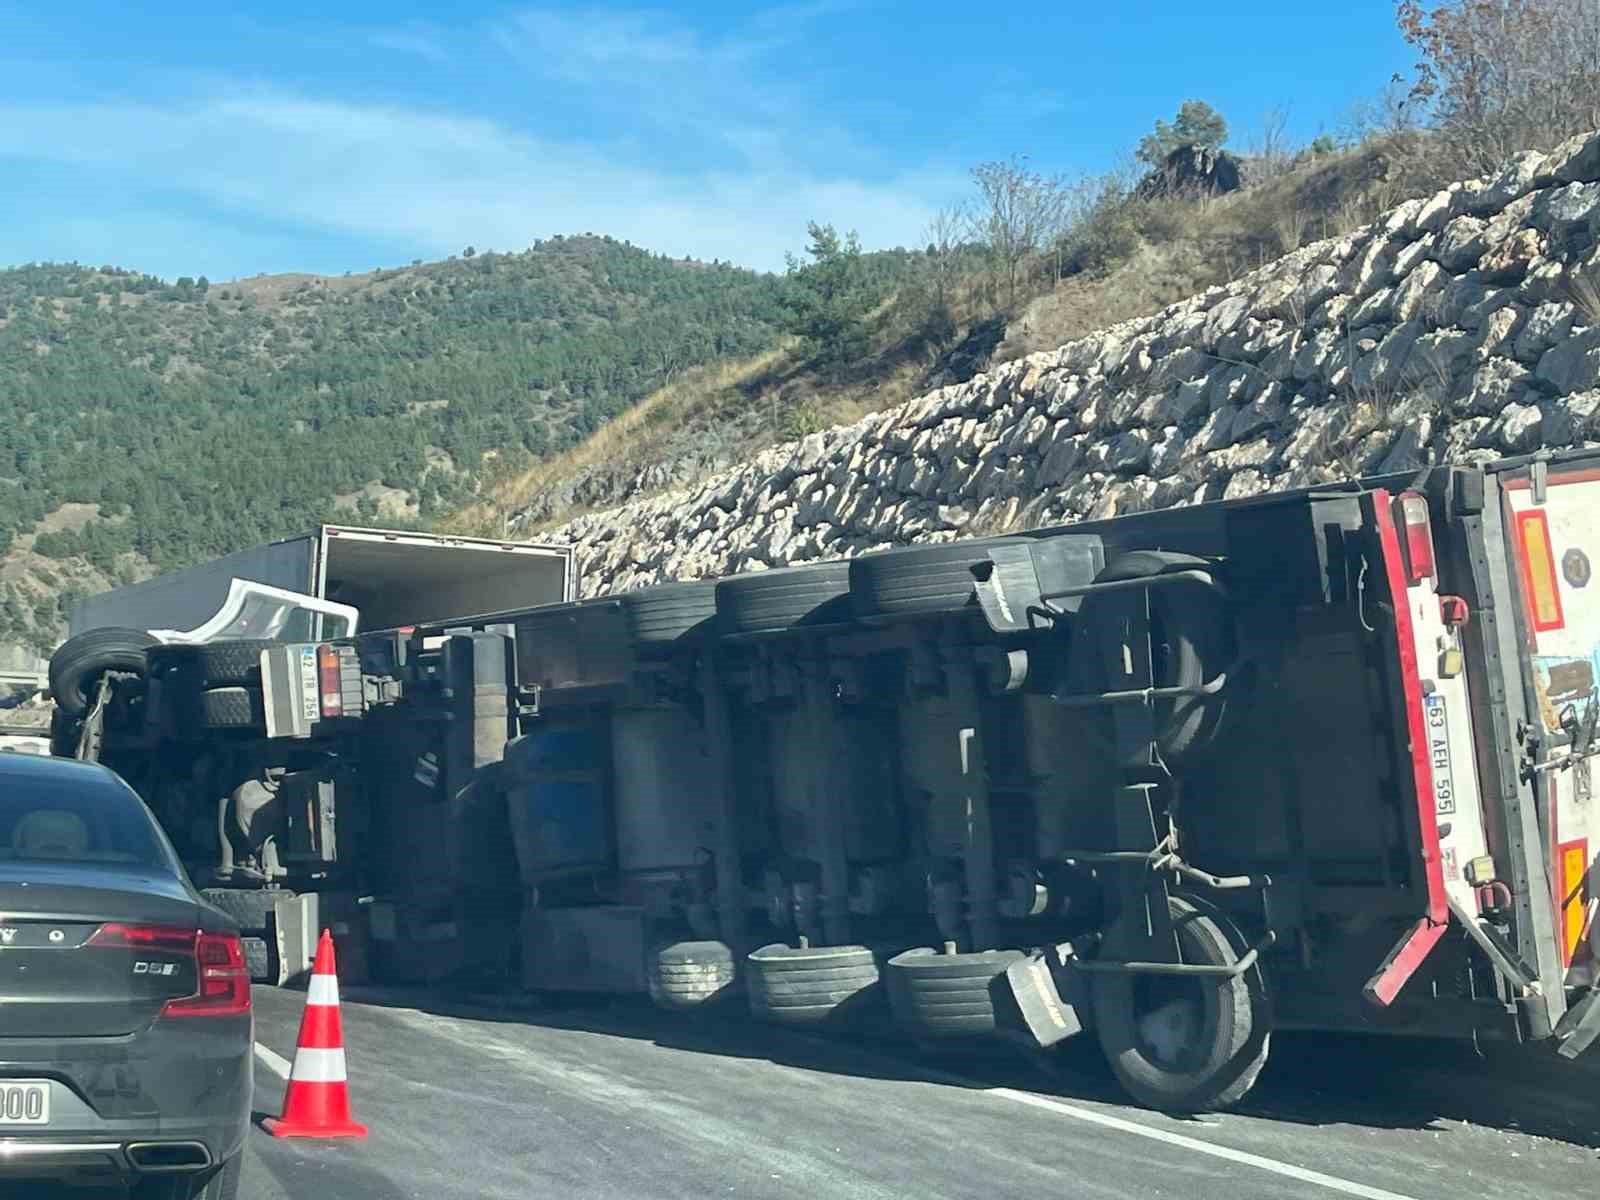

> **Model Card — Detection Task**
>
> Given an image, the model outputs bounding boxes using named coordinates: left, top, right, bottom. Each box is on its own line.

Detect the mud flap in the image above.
left=1001, top=950, right=1087, bottom=1049
left=1362, top=917, right=1448, bottom=1007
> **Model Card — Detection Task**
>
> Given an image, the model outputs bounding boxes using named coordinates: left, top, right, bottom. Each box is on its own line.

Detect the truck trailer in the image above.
left=50, top=454, right=1600, bottom=1111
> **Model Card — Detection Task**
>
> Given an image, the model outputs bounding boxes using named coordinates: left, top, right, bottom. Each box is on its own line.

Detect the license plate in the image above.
left=297, top=647, right=319, bottom=725
left=0, top=1083, right=49, bottom=1125
left=1423, top=693, right=1456, bottom=817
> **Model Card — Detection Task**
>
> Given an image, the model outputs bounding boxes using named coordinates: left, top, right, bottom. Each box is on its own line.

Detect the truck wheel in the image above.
left=619, top=582, right=719, bottom=652
left=198, top=687, right=265, bottom=730
left=48, top=627, right=157, bottom=716
left=647, top=940, right=736, bottom=1011
left=884, top=947, right=1025, bottom=1037
left=200, top=888, right=294, bottom=933
left=149, top=640, right=274, bottom=687
left=746, top=943, right=881, bottom=1025
left=1075, top=551, right=1232, bottom=762
left=715, top=563, right=852, bottom=638
left=1090, top=895, right=1270, bottom=1113
left=848, top=538, right=1027, bottom=624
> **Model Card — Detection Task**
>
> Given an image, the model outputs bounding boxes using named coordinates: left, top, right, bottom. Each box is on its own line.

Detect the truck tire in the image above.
left=1091, top=895, right=1270, bottom=1113
left=884, top=947, right=1024, bottom=1038
left=48, top=627, right=157, bottom=716
left=148, top=640, right=273, bottom=687
left=848, top=538, right=1026, bottom=624
left=200, top=888, right=294, bottom=933
left=197, top=687, right=265, bottom=730
left=746, top=943, right=881, bottom=1025
left=715, top=563, right=852, bottom=638
left=1075, top=550, right=1232, bottom=762
left=647, top=940, right=736, bottom=1011
left=619, top=582, right=719, bottom=651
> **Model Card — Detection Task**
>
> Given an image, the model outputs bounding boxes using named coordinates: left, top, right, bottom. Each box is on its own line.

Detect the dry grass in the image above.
left=996, top=141, right=1425, bottom=367
left=443, top=347, right=793, bottom=536
left=445, top=140, right=1441, bottom=541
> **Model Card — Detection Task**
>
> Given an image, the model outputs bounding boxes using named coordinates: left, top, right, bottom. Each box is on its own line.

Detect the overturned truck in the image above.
left=55, top=453, right=1600, bottom=1111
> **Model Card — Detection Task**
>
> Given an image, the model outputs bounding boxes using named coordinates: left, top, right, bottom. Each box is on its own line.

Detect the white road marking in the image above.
left=787, top=1032, right=1419, bottom=1200
left=254, top=1042, right=293, bottom=1079
left=954, top=1081, right=1419, bottom=1200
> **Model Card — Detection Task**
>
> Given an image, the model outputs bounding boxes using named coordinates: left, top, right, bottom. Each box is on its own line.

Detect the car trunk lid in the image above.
left=0, top=865, right=205, bottom=1037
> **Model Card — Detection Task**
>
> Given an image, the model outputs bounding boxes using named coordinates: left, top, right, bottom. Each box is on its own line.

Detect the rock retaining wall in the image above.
left=532, top=131, right=1600, bottom=596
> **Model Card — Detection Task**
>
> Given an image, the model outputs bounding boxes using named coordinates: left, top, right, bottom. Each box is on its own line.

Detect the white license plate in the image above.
left=1424, top=693, right=1456, bottom=817
left=297, top=647, right=320, bottom=725
left=0, top=1083, right=49, bottom=1125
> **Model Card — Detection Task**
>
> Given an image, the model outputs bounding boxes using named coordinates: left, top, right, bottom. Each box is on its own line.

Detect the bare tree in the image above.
left=1397, top=0, right=1600, bottom=177
left=1250, top=105, right=1296, bottom=180
left=969, top=156, right=1068, bottom=310
left=922, top=204, right=968, bottom=309
left=1342, top=77, right=1425, bottom=146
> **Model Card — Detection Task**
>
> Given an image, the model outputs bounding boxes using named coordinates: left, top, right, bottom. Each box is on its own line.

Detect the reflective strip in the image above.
left=288, top=1047, right=347, bottom=1083
left=1516, top=509, right=1565, bottom=632
left=1559, top=838, right=1589, bottom=967
left=306, top=974, right=340, bottom=1006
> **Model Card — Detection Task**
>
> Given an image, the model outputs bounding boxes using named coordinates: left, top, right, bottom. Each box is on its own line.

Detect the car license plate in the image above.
left=0, top=1083, right=49, bottom=1125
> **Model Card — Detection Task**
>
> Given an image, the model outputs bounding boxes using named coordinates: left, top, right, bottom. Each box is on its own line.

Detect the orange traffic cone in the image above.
left=262, top=930, right=368, bottom=1139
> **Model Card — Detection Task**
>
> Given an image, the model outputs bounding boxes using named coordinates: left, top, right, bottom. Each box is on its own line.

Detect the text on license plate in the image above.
left=298, top=647, right=319, bottom=724
left=1424, top=693, right=1456, bottom=817
left=0, top=1083, right=49, bottom=1125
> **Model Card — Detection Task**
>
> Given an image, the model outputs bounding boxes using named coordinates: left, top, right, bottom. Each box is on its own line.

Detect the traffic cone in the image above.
left=262, top=929, right=368, bottom=1139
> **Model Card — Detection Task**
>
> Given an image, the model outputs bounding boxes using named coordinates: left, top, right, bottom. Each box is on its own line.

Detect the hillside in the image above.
left=0, top=238, right=790, bottom=652
left=534, top=128, right=1600, bottom=597
left=451, top=140, right=1428, bottom=539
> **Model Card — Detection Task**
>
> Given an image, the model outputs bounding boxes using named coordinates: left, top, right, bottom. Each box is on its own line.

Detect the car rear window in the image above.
left=0, top=773, right=174, bottom=870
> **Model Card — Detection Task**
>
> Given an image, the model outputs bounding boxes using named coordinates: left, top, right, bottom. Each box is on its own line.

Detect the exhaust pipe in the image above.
left=126, top=1141, right=213, bottom=1172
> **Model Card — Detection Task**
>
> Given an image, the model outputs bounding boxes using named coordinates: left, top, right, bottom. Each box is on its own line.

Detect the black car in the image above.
left=0, top=753, right=251, bottom=1199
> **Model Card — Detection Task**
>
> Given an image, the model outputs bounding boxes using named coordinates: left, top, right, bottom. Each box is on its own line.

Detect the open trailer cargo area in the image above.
left=69, top=524, right=576, bottom=638
left=50, top=450, right=1600, bottom=1112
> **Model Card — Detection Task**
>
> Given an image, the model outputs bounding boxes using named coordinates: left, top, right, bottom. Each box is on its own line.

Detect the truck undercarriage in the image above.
left=50, top=454, right=1600, bottom=1111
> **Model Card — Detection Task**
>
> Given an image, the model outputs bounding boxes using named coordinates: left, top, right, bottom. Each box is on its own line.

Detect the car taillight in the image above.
left=85, top=923, right=197, bottom=952
left=161, top=932, right=251, bottom=1019
left=318, top=644, right=343, bottom=719
left=1393, top=491, right=1436, bottom=584
left=86, top=925, right=250, bottom=1018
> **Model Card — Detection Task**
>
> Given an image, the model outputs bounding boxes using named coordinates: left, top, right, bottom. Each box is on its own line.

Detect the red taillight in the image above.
left=1393, top=491, right=1436, bottom=584
left=161, top=932, right=251, bottom=1019
left=85, top=923, right=197, bottom=952
left=87, top=925, right=250, bottom=1018
left=318, top=644, right=343, bottom=719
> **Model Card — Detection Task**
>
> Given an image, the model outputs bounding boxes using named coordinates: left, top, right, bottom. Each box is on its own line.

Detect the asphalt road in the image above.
left=27, top=984, right=1600, bottom=1199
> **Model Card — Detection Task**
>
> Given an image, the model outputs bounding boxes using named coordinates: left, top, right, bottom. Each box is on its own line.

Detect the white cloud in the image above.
left=490, top=5, right=871, bottom=170
left=368, top=27, right=453, bottom=66
left=0, top=91, right=953, bottom=275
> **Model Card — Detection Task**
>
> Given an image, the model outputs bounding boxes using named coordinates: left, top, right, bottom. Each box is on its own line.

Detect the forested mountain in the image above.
left=0, top=237, right=797, bottom=655
left=0, top=238, right=788, bottom=573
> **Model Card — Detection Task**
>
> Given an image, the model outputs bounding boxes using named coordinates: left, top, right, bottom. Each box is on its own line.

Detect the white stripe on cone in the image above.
left=288, top=1047, right=348, bottom=1084
left=307, top=974, right=340, bottom=1006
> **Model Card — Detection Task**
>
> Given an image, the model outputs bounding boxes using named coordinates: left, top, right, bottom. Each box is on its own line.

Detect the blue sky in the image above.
left=0, top=2, right=1415, bottom=281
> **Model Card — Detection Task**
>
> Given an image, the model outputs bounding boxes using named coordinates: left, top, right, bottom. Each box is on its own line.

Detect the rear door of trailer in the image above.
left=1488, top=450, right=1600, bottom=1034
